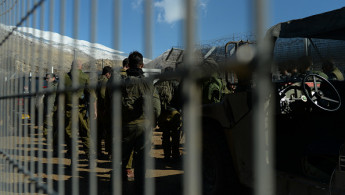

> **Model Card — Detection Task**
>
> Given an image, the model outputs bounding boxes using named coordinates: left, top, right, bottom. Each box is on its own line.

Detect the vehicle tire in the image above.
left=202, top=127, right=240, bottom=195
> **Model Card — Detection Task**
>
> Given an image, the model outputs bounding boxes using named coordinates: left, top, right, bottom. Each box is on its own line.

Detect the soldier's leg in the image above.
left=104, top=127, right=112, bottom=157
left=132, top=123, right=146, bottom=195
left=122, top=125, right=137, bottom=180
left=162, top=126, right=172, bottom=160
left=171, top=128, right=181, bottom=159
left=64, top=110, right=73, bottom=156
left=97, top=118, right=105, bottom=158
left=171, top=112, right=182, bottom=160
left=79, top=109, right=92, bottom=158
left=126, top=151, right=134, bottom=168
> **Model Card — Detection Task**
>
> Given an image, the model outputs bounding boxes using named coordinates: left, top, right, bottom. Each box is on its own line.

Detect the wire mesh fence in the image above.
left=0, top=0, right=276, bottom=195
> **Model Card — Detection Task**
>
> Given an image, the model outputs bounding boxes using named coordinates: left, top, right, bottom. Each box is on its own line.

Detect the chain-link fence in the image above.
left=0, top=0, right=276, bottom=195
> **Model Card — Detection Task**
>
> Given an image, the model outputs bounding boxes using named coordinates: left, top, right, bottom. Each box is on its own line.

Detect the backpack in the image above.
left=121, top=77, right=151, bottom=122
left=155, top=80, right=173, bottom=110
left=202, top=74, right=223, bottom=104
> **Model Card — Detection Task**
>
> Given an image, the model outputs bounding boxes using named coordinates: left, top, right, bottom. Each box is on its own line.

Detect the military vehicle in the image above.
left=201, top=7, right=345, bottom=195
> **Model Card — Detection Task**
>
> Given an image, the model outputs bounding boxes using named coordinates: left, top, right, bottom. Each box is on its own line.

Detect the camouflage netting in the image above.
left=274, top=38, right=345, bottom=73
left=82, top=59, right=123, bottom=72
left=146, top=33, right=256, bottom=70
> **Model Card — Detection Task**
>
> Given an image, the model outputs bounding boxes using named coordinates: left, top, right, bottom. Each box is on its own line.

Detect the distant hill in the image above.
left=0, top=24, right=151, bottom=76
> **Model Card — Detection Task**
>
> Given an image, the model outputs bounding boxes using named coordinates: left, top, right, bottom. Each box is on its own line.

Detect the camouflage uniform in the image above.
left=200, top=58, right=224, bottom=104
left=120, top=68, right=127, bottom=78
left=106, top=67, right=160, bottom=192
left=96, top=74, right=108, bottom=156
left=155, top=79, right=182, bottom=160
left=43, top=80, right=58, bottom=137
left=62, top=69, right=96, bottom=156
left=328, top=67, right=344, bottom=81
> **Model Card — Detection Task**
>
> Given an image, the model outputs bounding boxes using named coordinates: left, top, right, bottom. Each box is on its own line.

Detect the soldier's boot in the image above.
left=162, top=130, right=171, bottom=161
left=171, top=129, right=181, bottom=161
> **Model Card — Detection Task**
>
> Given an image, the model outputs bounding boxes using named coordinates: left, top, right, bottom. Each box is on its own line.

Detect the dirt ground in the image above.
left=57, top=131, right=185, bottom=195
left=0, top=123, right=185, bottom=194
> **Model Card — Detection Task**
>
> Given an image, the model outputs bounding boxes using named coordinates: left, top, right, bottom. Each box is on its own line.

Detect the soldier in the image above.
left=107, top=51, right=160, bottom=194
left=96, top=66, right=112, bottom=159
left=56, top=60, right=97, bottom=158
left=322, top=59, right=344, bottom=81
left=155, top=67, right=182, bottom=161
left=120, top=58, right=129, bottom=78
left=43, top=73, right=58, bottom=138
left=200, top=57, right=224, bottom=104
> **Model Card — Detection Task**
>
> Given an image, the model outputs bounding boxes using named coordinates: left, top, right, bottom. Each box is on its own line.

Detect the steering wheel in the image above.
left=302, top=74, right=341, bottom=111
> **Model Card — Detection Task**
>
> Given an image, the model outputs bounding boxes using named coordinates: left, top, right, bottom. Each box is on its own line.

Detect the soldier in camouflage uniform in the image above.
left=200, top=58, right=224, bottom=104
left=322, top=59, right=345, bottom=81
left=57, top=60, right=97, bottom=158
left=120, top=57, right=129, bottom=78
left=107, top=51, right=160, bottom=194
left=155, top=67, right=182, bottom=161
left=96, top=66, right=112, bottom=158
left=43, top=73, right=58, bottom=138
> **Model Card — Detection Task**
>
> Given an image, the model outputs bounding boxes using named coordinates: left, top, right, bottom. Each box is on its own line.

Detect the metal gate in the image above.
left=0, top=0, right=273, bottom=194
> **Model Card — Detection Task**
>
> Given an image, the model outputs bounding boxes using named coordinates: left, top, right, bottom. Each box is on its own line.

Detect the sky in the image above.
left=12, top=0, right=345, bottom=59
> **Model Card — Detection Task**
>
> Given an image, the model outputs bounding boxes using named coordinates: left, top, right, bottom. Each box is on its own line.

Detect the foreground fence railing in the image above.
left=0, top=0, right=273, bottom=195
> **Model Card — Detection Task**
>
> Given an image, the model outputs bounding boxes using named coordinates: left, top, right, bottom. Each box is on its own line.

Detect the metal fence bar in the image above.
left=112, top=1, right=122, bottom=194
left=144, top=1, right=155, bottom=195
left=89, top=0, right=97, bottom=195
left=22, top=1, right=30, bottom=193
left=46, top=1, right=55, bottom=192
left=253, top=0, right=275, bottom=195
left=71, top=1, right=80, bottom=195
left=0, top=2, right=5, bottom=193
left=15, top=3, right=23, bottom=194
left=57, top=1, right=66, bottom=194
left=37, top=1, right=45, bottom=193
left=0, top=1, right=281, bottom=195
left=183, top=1, right=202, bottom=195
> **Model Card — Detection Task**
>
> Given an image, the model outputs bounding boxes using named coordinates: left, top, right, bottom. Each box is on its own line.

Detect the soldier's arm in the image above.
left=152, top=87, right=161, bottom=121
left=85, top=75, right=98, bottom=119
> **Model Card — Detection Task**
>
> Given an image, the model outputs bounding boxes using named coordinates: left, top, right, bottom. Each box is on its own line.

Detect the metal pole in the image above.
left=253, top=0, right=275, bottom=195
left=112, top=1, right=122, bottom=194
left=89, top=0, right=98, bottom=194
left=71, top=1, right=80, bottom=194
left=183, top=1, right=202, bottom=195
left=57, top=1, right=66, bottom=194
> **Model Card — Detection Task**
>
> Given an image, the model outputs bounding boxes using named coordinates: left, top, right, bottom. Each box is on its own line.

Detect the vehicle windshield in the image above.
left=272, top=38, right=345, bottom=82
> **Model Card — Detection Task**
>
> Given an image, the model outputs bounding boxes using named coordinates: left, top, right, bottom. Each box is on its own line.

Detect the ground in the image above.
left=0, top=128, right=185, bottom=195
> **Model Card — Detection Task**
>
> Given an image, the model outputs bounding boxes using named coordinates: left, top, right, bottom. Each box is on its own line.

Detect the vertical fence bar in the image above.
left=23, top=1, right=30, bottom=193
left=7, top=2, right=13, bottom=194
left=112, top=0, right=122, bottom=194
left=16, top=2, right=24, bottom=193
left=46, top=0, right=55, bottom=193
left=12, top=1, right=19, bottom=193
left=28, top=0, right=36, bottom=193
left=0, top=2, right=5, bottom=192
left=144, top=1, right=154, bottom=195
left=0, top=3, right=3, bottom=190
left=7, top=1, right=12, bottom=194
left=144, top=0, right=152, bottom=59
left=37, top=1, right=45, bottom=193
left=253, top=0, right=275, bottom=195
left=183, top=1, right=202, bottom=195
left=89, top=0, right=97, bottom=194
left=71, top=1, right=80, bottom=194
left=0, top=2, right=3, bottom=192
left=57, top=0, right=66, bottom=194
left=0, top=0, right=4, bottom=190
